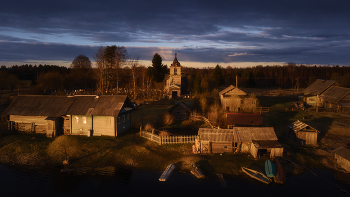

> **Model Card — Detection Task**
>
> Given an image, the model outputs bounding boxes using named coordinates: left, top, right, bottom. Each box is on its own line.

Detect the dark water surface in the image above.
left=1, top=165, right=349, bottom=197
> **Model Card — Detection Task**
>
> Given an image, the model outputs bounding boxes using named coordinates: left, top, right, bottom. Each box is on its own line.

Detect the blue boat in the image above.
left=265, top=159, right=276, bottom=178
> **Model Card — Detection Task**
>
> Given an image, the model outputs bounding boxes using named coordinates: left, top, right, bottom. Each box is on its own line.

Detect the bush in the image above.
left=163, top=113, right=175, bottom=126
left=144, top=123, right=154, bottom=132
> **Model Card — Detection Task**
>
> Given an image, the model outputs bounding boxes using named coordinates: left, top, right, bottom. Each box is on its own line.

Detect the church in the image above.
left=165, top=53, right=187, bottom=98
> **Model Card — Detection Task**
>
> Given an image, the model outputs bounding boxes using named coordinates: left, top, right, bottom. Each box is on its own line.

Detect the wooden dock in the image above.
left=159, top=164, right=175, bottom=181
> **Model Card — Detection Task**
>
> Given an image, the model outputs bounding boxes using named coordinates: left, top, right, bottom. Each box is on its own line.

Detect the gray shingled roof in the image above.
left=321, top=86, right=350, bottom=103
left=287, top=120, right=319, bottom=134
left=198, top=128, right=241, bottom=142
left=235, top=127, right=278, bottom=142
left=302, top=79, right=335, bottom=95
left=67, top=95, right=131, bottom=116
left=2, top=95, right=75, bottom=117
left=169, top=101, right=191, bottom=113
left=333, top=146, right=350, bottom=161
left=2, top=95, right=132, bottom=117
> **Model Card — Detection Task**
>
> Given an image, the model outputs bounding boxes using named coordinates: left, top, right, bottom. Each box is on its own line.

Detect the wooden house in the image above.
left=2, top=95, right=75, bottom=137
left=219, top=85, right=248, bottom=112
left=168, top=101, right=191, bottom=120
left=332, top=146, right=350, bottom=172
left=198, top=128, right=240, bottom=154
left=197, top=127, right=283, bottom=158
left=288, top=120, right=319, bottom=145
left=226, top=113, right=263, bottom=128
left=320, top=86, right=350, bottom=114
left=302, top=79, right=337, bottom=107
left=66, top=95, right=133, bottom=137
left=236, top=127, right=283, bottom=158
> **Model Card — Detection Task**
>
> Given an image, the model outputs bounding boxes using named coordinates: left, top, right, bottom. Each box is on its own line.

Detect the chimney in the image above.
left=236, top=75, right=238, bottom=88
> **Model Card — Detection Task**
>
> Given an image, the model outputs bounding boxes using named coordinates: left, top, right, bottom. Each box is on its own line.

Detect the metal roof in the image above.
left=332, top=146, right=350, bottom=161
left=227, top=113, right=263, bottom=126
left=198, top=128, right=241, bottom=142
left=287, top=120, right=319, bottom=134
left=2, top=95, right=75, bottom=117
left=302, top=79, right=335, bottom=95
left=321, top=86, right=350, bottom=103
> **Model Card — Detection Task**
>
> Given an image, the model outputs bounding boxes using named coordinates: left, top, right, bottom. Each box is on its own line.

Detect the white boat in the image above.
left=159, top=164, right=175, bottom=181
left=241, top=167, right=272, bottom=184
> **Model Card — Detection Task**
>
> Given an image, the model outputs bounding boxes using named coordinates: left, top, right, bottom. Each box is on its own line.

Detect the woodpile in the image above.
left=291, top=101, right=305, bottom=110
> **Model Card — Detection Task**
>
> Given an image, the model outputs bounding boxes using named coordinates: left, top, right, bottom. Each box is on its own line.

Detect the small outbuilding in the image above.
left=320, top=86, right=350, bottom=114
left=168, top=101, right=191, bottom=120
left=237, top=127, right=283, bottom=158
left=226, top=113, right=263, bottom=128
left=288, top=120, right=319, bottom=145
left=2, top=95, right=75, bottom=137
left=332, top=146, right=350, bottom=172
left=301, top=79, right=337, bottom=107
left=198, top=128, right=240, bottom=154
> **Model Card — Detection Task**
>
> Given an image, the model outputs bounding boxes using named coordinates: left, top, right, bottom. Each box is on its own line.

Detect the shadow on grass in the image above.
left=309, top=117, right=334, bottom=142
left=196, top=160, right=215, bottom=177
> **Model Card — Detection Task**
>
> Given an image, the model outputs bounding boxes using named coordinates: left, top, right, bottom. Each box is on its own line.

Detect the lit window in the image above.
left=82, top=117, right=87, bottom=124
left=75, top=116, right=79, bottom=123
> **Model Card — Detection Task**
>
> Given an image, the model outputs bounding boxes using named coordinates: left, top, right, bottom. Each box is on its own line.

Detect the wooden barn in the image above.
left=302, top=79, right=337, bottom=107
left=332, top=146, right=350, bottom=172
left=197, top=127, right=283, bottom=158
left=168, top=101, right=191, bottom=120
left=226, top=113, right=263, bottom=128
left=288, top=120, right=319, bottom=145
left=66, top=95, right=133, bottom=137
left=2, top=95, right=75, bottom=137
left=198, top=128, right=240, bottom=154
left=236, top=127, right=283, bottom=158
left=320, top=86, right=350, bottom=114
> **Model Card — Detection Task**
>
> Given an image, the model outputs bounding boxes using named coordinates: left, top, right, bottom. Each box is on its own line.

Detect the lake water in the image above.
left=1, top=165, right=350, bottom=197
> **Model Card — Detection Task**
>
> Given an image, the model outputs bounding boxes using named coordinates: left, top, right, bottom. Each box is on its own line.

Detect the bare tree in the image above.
left=93, top=46, right=106, bottom=94
left=129, top=56, right=139, bottom=99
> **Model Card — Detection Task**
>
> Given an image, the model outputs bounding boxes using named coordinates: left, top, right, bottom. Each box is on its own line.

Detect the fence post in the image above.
left=140, top=126, right=142, bottom=137
left=160, top=136, right=162, bottom=145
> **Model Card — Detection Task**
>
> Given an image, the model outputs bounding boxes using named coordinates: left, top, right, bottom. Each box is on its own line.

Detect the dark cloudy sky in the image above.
left=1, top=0, right=349, bottom=67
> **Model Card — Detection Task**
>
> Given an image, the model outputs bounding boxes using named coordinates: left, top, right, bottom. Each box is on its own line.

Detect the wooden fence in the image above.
left=140, top=129, right=198, bottom=145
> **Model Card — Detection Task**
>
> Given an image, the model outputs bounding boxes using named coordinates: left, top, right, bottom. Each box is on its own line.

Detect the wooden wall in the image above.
left=71, top=115, right=92, bottom=135
left=211, top=142, right=233, bottom=154
left=250, top=143, right=284, bottom=158
left=93, top=116, right=115, bottom=136
left=334, top=154, right=350, bottom=172
left=297, top=132, right=318, bottom=145
left=170, top=106, right=188, bottom=120
left=9, top=115, right=58, bottom=134
left=116, top=111, right=132, bottom=136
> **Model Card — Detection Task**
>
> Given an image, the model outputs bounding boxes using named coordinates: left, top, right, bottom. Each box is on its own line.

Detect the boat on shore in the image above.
left=265, top=159, right=276, bottom=178
left=191, top=163, right=205, bottom=179
left=241, top=167, right=272, bottom=184
left=159, top=164, right=175, bottom=181
left=274, top=159, right=286, bottom=184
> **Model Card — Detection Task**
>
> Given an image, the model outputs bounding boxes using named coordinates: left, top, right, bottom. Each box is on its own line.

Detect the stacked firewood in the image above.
left=291, top=101, right=305, bottom=110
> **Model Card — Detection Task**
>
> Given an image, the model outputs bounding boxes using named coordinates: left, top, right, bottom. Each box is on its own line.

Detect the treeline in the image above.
left=184, top=63, right=350, bottom=93
left=1, top=58, right=350, bottom=97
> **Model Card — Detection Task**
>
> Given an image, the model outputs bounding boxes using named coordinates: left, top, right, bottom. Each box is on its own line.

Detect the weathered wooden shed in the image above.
left=236, top=127, right=283, bottom=158
left=2, top=95, right=75, bottom=137
left=320, top=86, right=350, bottom=114
left=332, top=146, right=350, bottom=172
left=302, top=79, right=337, bottom=107
left=288, top=120, right=319, bottom=145
left=198, top=128, right=241, bottom=154
left=226, top=113, right=263, bottom=128
left=66, top=95, right=133, bottom=137
left=168, top=101, right=191, bottom=120
left=219, top=85, right=248, bottom=112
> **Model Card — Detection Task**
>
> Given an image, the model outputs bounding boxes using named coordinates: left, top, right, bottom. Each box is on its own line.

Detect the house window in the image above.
left=82, top=117, right=87, bottom=124
left=117, top=117, right=120, bottom=124
left=123, top=115, right=125, bottom=122
left=75, top=116, right=79, bottom=123
left=224, top=146, right=228, bottom=149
